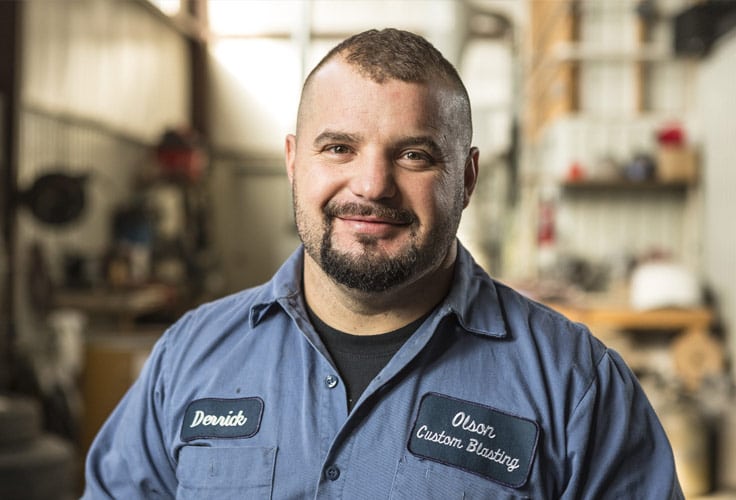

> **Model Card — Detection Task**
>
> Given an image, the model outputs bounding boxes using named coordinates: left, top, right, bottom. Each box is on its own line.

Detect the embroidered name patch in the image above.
left=181, top=397, right=264, bottom=442
left=408, top=393, right=538, bottom=488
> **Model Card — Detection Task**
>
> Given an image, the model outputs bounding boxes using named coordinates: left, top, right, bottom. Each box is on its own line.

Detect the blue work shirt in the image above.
left=84, top=244, right=683, bottom=499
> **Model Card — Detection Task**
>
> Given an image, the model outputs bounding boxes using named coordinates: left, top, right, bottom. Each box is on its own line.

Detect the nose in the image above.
left=349, top=151, right=397, bottom=201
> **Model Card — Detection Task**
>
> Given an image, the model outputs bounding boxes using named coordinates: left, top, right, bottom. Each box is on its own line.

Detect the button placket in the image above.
left=324, top=374, right=339, bottom=389
left=325, top=465, right=341, bottom=481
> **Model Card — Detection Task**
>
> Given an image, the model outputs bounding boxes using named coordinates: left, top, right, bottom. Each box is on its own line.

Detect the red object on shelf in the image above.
left=567, top=161, right=585, bottom=181
left=537, top=200, right=556, bottom=245
left=156, top=128, right=208, bottom=183
left=657, top=124, right=686, bottom=147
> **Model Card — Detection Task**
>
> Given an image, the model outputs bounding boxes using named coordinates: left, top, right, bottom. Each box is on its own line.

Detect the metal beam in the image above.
left=0, top=0, right=22, bottom=391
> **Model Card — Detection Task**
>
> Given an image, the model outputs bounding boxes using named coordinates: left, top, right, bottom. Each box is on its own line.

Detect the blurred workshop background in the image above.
left=0, top=0, right=735, bottom=498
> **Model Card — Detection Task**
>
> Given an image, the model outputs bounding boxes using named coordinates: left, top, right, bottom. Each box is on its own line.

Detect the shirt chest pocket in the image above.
left=390, top=454, right=531, bottom=500
left=176, top=445, right=277, bottom=499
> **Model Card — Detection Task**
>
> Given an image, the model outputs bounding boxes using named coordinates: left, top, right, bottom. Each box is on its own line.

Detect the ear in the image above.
left=462, top=147, right=479, bottom=208
left=285, top=134, right=297, bottom=185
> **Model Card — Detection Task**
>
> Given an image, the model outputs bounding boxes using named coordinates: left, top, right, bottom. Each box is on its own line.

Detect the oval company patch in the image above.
left=408, top=392, right=539, bottom=488
left=181, top=397, right=264, bottom=442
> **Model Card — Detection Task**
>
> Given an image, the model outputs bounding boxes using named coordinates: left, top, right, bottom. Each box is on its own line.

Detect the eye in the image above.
left=404, top=151, right=427, bottom=161
left=325, top=144, right=352, bottom=155
left=399, top=150, right=434, bottom=168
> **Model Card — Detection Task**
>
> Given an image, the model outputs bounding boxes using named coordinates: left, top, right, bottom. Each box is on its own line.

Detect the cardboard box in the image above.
left=657, top=146, right=698, bottom=183
left=81, top=334, right=158, bottom=454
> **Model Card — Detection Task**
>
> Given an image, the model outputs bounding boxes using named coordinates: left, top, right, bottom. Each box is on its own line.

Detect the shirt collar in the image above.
left=249, top=243, right=508, bottom=340
left=442, top=242, right=508, bottom=339
left=249, top=247, right=305, bottom=328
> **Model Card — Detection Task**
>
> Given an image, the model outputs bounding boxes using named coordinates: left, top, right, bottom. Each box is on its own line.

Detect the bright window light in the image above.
left=208, top=0, right=305, bottom=36
left=150, top=0, right=181, bottom=16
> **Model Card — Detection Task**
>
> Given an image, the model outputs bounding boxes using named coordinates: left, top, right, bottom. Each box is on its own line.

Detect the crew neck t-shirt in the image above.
left=306, top=307, right=427, bottom=410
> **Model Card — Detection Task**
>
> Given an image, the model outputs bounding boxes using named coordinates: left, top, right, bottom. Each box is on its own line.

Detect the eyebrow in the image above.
left=313, top=130, right=363, bottom=148
left=395, top=135, right=446, bottom=159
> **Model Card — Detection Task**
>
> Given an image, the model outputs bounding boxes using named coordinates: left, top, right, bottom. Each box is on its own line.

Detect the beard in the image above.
left=319, top=206, right=419, bottom=293
left=293, top=191, right=462, bottom=293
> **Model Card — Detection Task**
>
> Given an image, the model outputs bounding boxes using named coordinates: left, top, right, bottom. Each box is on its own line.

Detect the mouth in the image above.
left=325, top=202, right=415, bottom=236
left=325, top=202, right=415, bottom=226
left=338, top=214, right=410, bottom=226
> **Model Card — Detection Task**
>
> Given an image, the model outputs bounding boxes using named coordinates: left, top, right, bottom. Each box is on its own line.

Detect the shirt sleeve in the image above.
left=82, top=333, right=177, bottom=499
left=560, top=348, right=684, bottom=500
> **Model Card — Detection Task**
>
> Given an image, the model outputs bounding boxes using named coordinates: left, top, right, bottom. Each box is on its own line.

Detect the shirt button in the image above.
left=325, top=465, right=340, bottom=481
left=324, top=374, right=338, bottom=389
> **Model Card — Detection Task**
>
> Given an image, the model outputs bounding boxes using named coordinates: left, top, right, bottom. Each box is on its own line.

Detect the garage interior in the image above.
left=1, top=0, right=735, bottom=497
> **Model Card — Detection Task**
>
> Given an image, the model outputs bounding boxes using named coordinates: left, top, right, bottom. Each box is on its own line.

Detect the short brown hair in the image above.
left=297, top=28, right=473, bottom=147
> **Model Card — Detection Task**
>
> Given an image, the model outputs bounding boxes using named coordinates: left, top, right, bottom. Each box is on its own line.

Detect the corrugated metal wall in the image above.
left=700, top=33, right=736, bottom=376
left=22, top=0, right=189, bottom=142
left=521, top=0, right=700, bottom=277
left=15, top=0, right=190, bottom=346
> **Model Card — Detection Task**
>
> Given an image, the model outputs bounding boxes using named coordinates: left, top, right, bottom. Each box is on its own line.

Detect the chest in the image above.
left=165, top=326, right=565, bottom=498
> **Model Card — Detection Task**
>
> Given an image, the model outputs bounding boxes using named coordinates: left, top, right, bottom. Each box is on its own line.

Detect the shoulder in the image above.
left=477, top=278, right=610, bottom=389
left=452, top=247, right=602, bottom=359
left=159, top=284, right=276, bottom=361
left=493, top=279, right=601, bottom=346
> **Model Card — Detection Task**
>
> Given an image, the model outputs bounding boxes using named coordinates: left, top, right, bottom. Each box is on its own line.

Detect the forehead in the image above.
left=299, top=59, right=463, bottom=141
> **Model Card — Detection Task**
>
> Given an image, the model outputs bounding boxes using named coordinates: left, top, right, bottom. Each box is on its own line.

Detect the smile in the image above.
left=337, top=215, right=410, bottom=225
left=334, top=216, right=409, bottom=237
left=325, top=202, right=416, bottom=225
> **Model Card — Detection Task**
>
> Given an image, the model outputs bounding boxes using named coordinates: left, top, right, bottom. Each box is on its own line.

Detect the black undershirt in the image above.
left=306, top=306, right=427, bottom=411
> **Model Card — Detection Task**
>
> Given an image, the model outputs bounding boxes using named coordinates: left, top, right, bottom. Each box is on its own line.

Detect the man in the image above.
left=84, top=29, right=683, bottom=498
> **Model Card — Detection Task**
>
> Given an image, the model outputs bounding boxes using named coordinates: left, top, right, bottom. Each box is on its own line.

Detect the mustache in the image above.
left=324, top=201, right=416, bottom=225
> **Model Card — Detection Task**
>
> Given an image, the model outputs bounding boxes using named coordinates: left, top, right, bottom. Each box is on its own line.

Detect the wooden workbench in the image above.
left=548, top=302, right=713, bottom=333
left=547, top=299, right=721, bottom=392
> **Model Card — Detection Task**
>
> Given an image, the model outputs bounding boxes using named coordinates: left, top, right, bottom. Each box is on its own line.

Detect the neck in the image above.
left=303, top=242, right=457, bottom=335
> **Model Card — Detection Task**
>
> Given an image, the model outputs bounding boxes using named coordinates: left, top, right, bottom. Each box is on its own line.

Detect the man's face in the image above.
left=286, top=59, right=477, bottom=293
